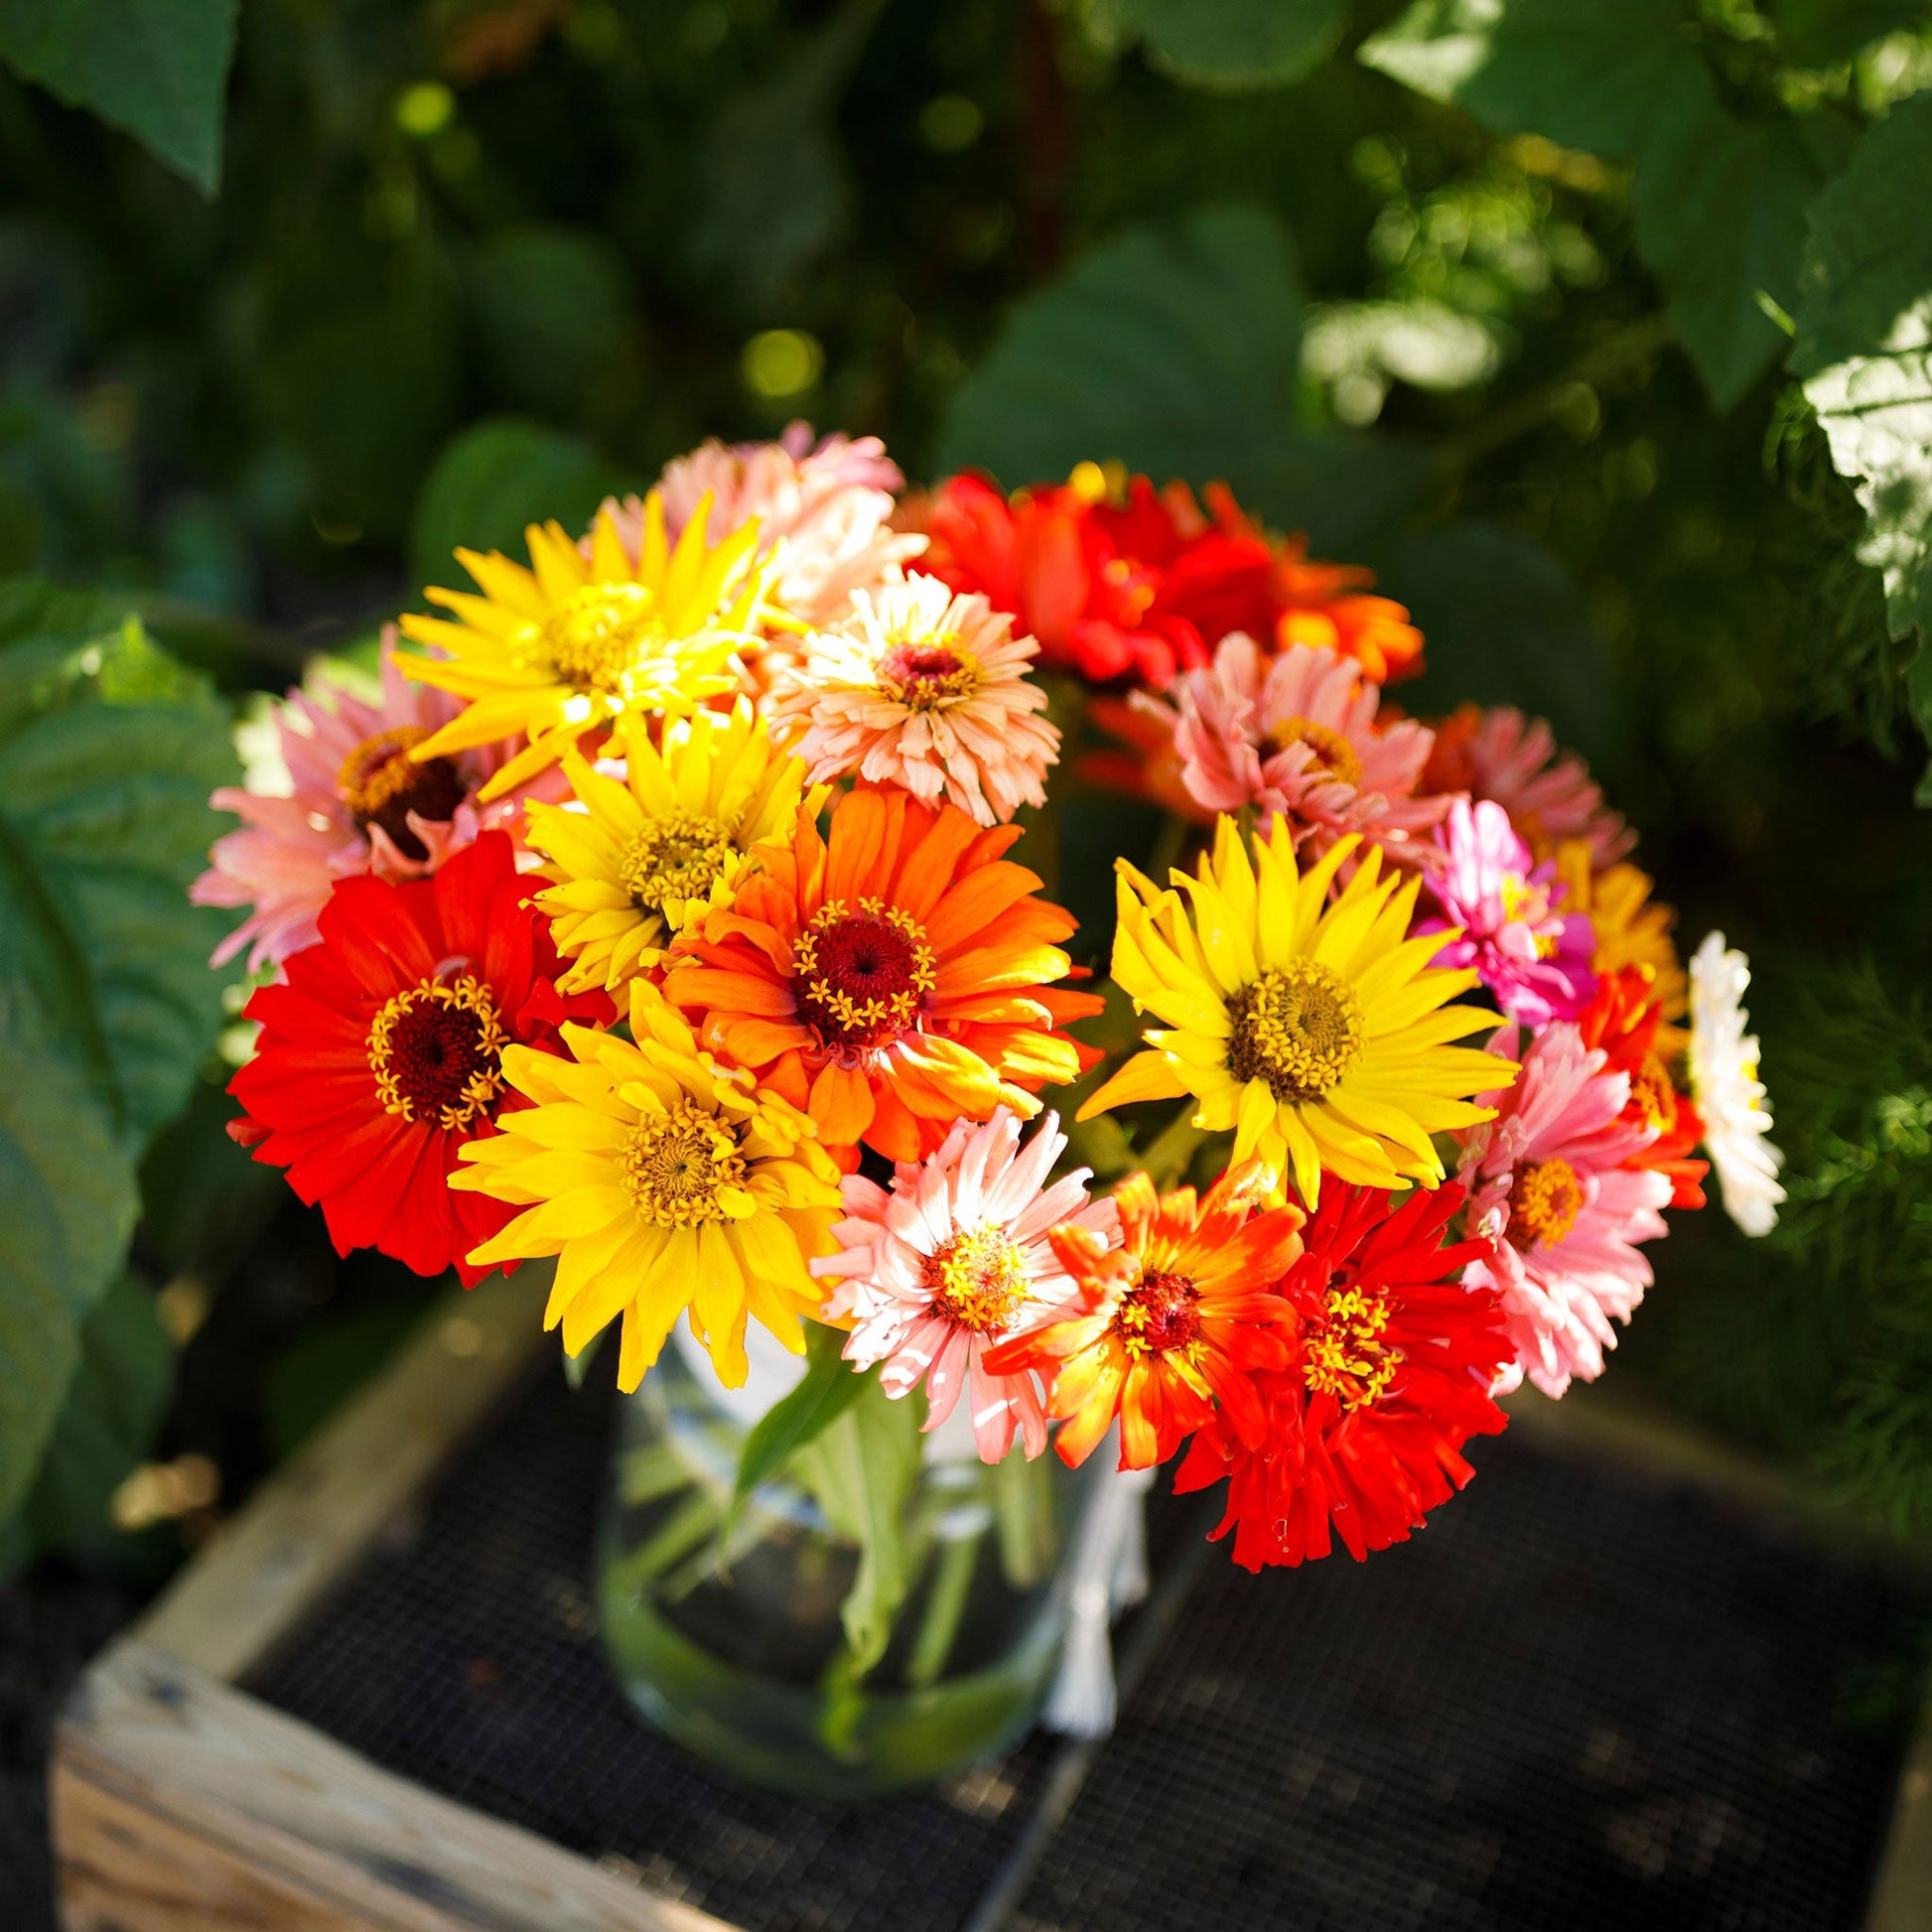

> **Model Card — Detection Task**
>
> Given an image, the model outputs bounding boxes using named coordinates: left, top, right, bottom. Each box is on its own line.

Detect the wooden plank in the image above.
left=54, top=1638, right=734, bottom=1932
left=1867, top=1682, right=1932, bottom=1932
left=137, top=1264, right=553, bottom=1684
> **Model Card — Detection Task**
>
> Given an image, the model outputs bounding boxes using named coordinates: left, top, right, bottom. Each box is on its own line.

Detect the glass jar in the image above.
left=597, top=1329, right=1092, bottom=1800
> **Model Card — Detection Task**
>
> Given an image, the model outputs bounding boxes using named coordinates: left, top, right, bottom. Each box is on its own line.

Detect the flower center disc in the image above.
left=1227, top=960, right=1367, bottom=1104
left=1512, top=1156, right=1585, bottom=1249
left=338, top=725, right=464, bottom=860
left=925, top=1224, right=1029, bottom=1333
left=1261, top=715, right=1362, bottom=787
left=538, top=583, right=662, bottom=695
left=1118, top=1268, right=1202, bottom=1357
left=618, top=808, right=735, bottom=914
left=792, top=897, right=937, bottom=1049
left=366, top=974, right=506, bottom=1130
left=1302, top=1280, right=1402, bottom=1411
left=876, top=635, right=980, bottom=712
left=620, top=1099, right=748, bottom=1227
left=1630, top=1054, right=1678, bottom=1134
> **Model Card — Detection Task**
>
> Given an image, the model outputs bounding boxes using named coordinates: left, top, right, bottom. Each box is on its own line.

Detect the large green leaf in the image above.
left=0, top=0, right=238, bottom=195
left=1098, top=0, right=1350, bottom=89
left=0, top=587, right=237, bottom=1145
left=0, top=1035, right=139, bottom=1524
left=463, top=228, right=635, bottom=422
left=937, top=205, right=1433, bottom=550
left=1792, top=98, right=1932, bottom=653
left=411, top=419, right=635, bottom=596
left=1360, top=0, right=1818, bottom=409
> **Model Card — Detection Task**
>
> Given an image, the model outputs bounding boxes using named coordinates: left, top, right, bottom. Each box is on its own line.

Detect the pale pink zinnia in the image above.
left=1135, top=634, right=1447, bottom=861
left=1419, top=796, right=1597, bottom=1027
left=768, top=574, right=1058, bottom=826
left=191, top=634, right=541, bottom=972
left=1458, top=1023, right=1671, bottom=1400
left=1426, top=704, right=1632, bottom=865
left=596, top=421, right=924, bottom=625
left=813, top=1109, right=1120, bottom=1461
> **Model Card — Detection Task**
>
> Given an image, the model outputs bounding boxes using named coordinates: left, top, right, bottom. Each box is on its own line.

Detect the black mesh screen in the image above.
left=249, top=1364, right=1924, bottom=1932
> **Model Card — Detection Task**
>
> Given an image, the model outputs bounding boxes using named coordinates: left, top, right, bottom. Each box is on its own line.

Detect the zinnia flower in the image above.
left=1131, top=635, right=1445, bottom=861
left=192, top=634, right=543, bottom=972
left=813, top=1109, right=1119, bottom=1461
left=984, top=1163, right=1303, bottom=1469
left=665, top=787, right=1102, bottom=1162
left=398, top=497, right=771, bottom=799
left=1079, top=817, right=1510, bottom=1208
left=1419, top=797, right=1597, bottom=1027
left=768, top=574, right=1059, bottom=826
left=1173, top=1181, right=1510, bottom=1569
left=1576, top=965, right=1709, bottom=1209
left=452, top=980, right=842, bottom=1389
left=1423, top=705, right=1632, bottom=865
left=525, top=700, right=812, bottom=994
left=226, top=831, right=601, bottom=1283
left=1687, top=932, right=1784, bottom=1236
left=1556, top=843, right=1689, bottom=1059
left=1457, top=1022, right=1671, bottom=1400
left=602, top=422, right=923, bottom=625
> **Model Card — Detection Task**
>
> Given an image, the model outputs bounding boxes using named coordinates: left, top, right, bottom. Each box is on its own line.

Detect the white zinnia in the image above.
left=1688, top=931, right=1784, bottom=1236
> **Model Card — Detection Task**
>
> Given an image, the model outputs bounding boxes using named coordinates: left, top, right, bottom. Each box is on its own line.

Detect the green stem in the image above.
left=1142, top=1104, right=1208, bottom=1190
left=906, top=1530, right=982, bottom=1688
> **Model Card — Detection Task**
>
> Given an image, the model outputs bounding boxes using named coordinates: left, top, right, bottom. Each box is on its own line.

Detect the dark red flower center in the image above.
left=1118, top=1268, right=1202, bottom=1357
left=876, top=639, right=978, bottom=712
left=792, top=896, right=937, bottom=1049
left=339, top=726, right=465, bottom=861
left=366, top=974, right=506, bottom=1131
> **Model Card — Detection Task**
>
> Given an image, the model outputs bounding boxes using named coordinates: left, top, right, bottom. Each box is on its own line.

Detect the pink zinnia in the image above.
left=1419, top=796, right=1597, bottom=1027
left=1135, top=635, right=1446, bottom=861
left=596, top=421, right=924, bottom=625
left=812, top=1109, right=1119, bottom=1461
left=768, top=575, right=1059, bottom=826
left=191, top=634, right=542, bottom=972
left=1458, top=1024, right=1670, bottom=1399
left=1426, top=704, right=1633, bottom=865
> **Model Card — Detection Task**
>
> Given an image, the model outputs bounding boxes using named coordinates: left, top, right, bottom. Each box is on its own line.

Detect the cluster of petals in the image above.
left=1424, top=704, right=1632, bottom=866
left=1175, top=1181, right=1510, bottom=1569
left=1457, top=1023, right=1670, bottom=1400
left=1576, top=966, right=1709, bottom=1210
left=193, top=637, right=544, bottom=972
left=813, top=1109, right=1118, bottom=1462
left=768, top=574, right=1059, bottom=826
left=1688, top=931, right=1784, bottom=1236
left=1133, top=635, right=1445, bottom=860
left=1420, top=796, right=1597, bottom=1028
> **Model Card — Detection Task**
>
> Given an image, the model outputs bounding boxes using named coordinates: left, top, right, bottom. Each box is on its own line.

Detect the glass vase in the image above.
left=597, top=1329, right=1092, bottom=1800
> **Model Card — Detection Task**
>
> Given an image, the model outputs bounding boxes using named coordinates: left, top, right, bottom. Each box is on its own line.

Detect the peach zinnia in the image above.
left=664, top=788, right=1102, bottom=1162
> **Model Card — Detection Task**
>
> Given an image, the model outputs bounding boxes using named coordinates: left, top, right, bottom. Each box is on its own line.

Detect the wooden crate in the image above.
left=49, top=1266, right=1932, bottom=1932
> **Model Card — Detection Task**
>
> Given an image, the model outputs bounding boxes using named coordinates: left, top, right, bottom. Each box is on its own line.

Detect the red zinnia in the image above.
left=1576, top=966, right=1709, bottom=1210
left=1174, top=1181, right=1510, bottom=1570
left=228, top=830, right=607, bottom=1283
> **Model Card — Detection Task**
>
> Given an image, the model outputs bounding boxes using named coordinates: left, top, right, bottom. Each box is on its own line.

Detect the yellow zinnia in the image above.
left=527, top=700, right=816, bottom=995
left=398, top=493, right=774, bottom=802
left=1555, top=841, right=1688, bottom=1058
left=1078, top=816, right=1513, bottom=1208
left=452, top=981, right=841, bottom=1390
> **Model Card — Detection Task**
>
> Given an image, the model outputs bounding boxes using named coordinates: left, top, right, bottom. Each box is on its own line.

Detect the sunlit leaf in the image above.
left=1099, top=0, right=1350, bottom=90
left=725, top=1322, right=871, bottom=1538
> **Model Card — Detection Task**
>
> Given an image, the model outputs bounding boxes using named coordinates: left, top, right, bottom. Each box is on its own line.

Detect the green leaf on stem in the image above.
left=724, top=1322, right=872, bottom=1536
left=1095, top=0, right=1350, bottom=90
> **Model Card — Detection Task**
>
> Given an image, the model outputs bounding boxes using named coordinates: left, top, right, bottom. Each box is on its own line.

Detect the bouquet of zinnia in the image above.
left=198, top=424, right=1784, bottom=1593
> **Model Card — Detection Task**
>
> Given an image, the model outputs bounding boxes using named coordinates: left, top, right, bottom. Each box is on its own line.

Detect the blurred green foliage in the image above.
left=4, top=0, right=1932, bottom=1555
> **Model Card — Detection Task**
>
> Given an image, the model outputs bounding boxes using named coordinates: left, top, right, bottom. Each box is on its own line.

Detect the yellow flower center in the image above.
left=1260, top=716, right=1362, bottom=787
left=1512, top=1156, right=1585, bottom=1249
left=1227, top=961, right=1367, bottom=1104
left=618, top=808, right=736, bottom=914
left=792, top=897, right=937, bottom=1049
left=337, top=725, right=464, bottom=860
left=619, top=1099, right=748, bottom=1227
left=366, top=974, right=506, bottom=1131
left=924, top=1224, right=1030, bottom=1333
left=875, top=635, right=981, bottom=712
left=1630, top=1054, right=1678, bottom=1134
left=535, top=583, right=663, bottom=695
left=1116, top=1268, right=1203, bottom=1359
left=1302, top=1280, right=1402, bottom=1412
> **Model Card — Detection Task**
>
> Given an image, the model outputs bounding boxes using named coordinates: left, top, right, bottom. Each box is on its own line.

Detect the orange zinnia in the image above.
left=664, top=787, right=1102, bottom=1162
left=985, top=1164, right=1305, bottom=1470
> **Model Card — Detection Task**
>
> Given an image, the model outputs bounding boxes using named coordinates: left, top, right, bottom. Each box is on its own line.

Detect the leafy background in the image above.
left=6, top=0, right=1932, bottom=1907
